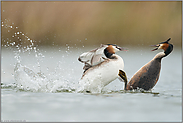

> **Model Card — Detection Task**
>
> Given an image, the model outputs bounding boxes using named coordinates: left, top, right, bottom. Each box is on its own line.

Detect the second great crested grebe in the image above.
left=120, top=38, right=173, bottom=91
left=77, top=44, right=127, bottom=93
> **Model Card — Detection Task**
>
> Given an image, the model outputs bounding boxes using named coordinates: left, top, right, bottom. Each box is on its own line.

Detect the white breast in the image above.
left=77, top=54, right=124, bottom=93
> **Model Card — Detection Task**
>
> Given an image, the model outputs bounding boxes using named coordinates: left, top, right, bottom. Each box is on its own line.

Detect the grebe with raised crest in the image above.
left=78, top=44, right=127, bottom=93
left=120, top=38, right=173, bottom=91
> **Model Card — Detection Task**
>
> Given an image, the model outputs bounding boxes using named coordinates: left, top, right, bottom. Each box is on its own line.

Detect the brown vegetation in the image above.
left=1, top=1, right=182, bottom=47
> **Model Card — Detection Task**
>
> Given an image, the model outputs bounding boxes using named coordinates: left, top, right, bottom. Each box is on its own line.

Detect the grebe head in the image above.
left=151, top=38, right=173, bottom=57
left=104, top=44, right=127, bottom=58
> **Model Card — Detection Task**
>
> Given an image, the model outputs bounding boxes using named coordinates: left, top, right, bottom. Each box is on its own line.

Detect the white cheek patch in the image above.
left=113, top=46, right=120, bottom=52
left=158, top=44, right=163, bottom=49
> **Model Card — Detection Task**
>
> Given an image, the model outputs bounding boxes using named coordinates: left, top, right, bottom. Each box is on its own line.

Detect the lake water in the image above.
left=1, top=44, right=182, bottom=122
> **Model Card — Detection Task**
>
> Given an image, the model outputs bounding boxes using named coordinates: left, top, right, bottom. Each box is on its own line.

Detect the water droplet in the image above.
left=16, top=27, right=18, bottom=29
left=22, top=33, right=24, bottom=35
left=17, top=32, right=19, bottom=34
left=2, top=25, right=4, bottom=27
left=12, top=35, right=14, bottom=37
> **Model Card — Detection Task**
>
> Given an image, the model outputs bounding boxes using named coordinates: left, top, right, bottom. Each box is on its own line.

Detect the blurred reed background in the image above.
left=1, top=1, right=182, bottom=47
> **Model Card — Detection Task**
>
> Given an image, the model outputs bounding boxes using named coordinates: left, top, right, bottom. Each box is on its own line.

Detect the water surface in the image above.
left=1, top=45, right=182, bottom=122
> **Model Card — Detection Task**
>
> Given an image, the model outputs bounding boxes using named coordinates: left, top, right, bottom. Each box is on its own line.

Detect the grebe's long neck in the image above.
left=104, top=48, right=119, bottom=59
left=153, top=44, right=173, bottom=60
left=104, top=48, right=114, bottom=58
left=153, top=52, right=166, bottom=60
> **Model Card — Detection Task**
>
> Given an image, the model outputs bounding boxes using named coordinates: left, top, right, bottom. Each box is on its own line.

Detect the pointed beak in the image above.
left=151, top=44, right=160, bottom=51
left=118, top=47, right=128, bottom=51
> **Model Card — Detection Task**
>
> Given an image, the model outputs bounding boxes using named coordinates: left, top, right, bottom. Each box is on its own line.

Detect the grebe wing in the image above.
left=78, top=44, right=108, bottom=66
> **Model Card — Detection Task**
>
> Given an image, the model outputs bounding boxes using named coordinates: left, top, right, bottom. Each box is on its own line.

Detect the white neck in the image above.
left=111, top=54, right=120, bottom=59
left=153, top=52, right=165, bottom=60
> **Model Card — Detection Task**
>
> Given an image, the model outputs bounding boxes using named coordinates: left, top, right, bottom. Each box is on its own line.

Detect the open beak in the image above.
left=151, top=38, right=172, bottom=52
left=151, top=44, right=160, bottom=51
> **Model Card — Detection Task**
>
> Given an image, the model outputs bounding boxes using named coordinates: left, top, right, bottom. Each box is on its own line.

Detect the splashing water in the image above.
left=2, top=19, right=156, bottom=94
left=2, top=19, right=79, bottom=93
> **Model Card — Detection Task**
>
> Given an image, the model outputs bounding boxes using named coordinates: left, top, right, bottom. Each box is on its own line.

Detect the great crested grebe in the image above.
left=77, top=44, right=127, bottom=93
left=121, top=38, right=173, bottom=91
